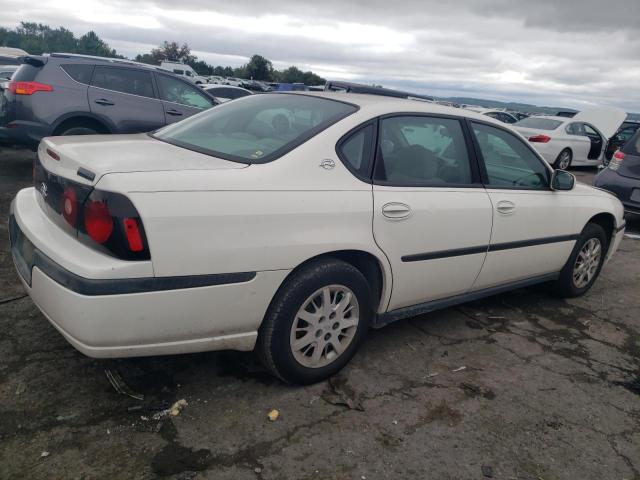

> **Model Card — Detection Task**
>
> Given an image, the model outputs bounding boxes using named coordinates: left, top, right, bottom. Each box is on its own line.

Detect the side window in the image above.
left=338, top=124, right=375, bottom=179
left=472, top=122, right=549, bottom=189
left=92, top=66, right=155, bottom=98
left=156, top=74, right=214, bottom=109
left=61, top=64, right=94, bottom=84
left=173, top=69, right=184, bottom=75
left=584, top=124, right=599, bottom=137
left=374, top=116, right=473, bottom=186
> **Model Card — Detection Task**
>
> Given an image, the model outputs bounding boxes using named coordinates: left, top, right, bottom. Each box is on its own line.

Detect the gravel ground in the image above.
left=1, top=147, right=639, bottom=480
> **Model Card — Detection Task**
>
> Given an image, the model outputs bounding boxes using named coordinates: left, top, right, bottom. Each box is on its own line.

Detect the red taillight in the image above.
left=609, top=150, right=625, bottom=171
left=123, top=218, right=144, bottom=252
left=84, top=200, right=113, bottom=244
left=8, top=81, right=53, bottom=95
left=528, top=134, right=551, bottom=143
left=62, top=187, right=78, bottom=227
left=46, top=148, right=60, bottom=161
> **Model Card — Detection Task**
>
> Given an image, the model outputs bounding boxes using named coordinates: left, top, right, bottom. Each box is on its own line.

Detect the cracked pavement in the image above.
left=1, top=148, right=639, bottom=479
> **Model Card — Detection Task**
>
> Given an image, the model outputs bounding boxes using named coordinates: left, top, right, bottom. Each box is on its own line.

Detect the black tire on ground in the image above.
left=553, top=148, right=572, bottom=170
left=554, top=223, right=608, bottom=298
left=257, top=258, right=372, bottom=385
left=57, top=126, right=100, bottom=136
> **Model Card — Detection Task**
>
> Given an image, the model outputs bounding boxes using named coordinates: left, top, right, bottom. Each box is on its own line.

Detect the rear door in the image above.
left=154, top=73, right=215, bottom=124
left=469, top=122, right=576, bottom=289
left=88, top=66, right=165, bottom=133
left=371, top=114, right=493, bottom=311
left=564, top=122, right=591, bottom=163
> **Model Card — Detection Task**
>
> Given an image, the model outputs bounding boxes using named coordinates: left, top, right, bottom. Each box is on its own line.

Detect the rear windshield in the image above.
left=12, top=63, right=41, bottom=82
left=622, top=131, right=640, bottom=156
left=153, top=94, right=357, bottom=163
left=515, top=117, right=563, bottom=130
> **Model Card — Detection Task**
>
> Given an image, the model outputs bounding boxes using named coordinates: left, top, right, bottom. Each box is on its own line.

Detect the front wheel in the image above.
left=257, top=259, right=372, bottom=384
left=554, top=223, right=607, bottom=297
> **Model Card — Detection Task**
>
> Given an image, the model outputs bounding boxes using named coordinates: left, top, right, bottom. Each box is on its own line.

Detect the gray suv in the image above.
left=0, top=53, right=217, bottom=147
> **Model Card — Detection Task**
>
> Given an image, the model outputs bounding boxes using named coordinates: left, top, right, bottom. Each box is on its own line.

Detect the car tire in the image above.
left=57, top=126, right=100, bottom=136
left=554, top=223, right=608, bottom=298
left=554, top=149, right=572, bottom=170
left=257, top=258, right=372, bottom=385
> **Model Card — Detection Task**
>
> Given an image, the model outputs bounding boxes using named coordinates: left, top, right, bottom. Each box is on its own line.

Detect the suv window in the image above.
left=472, top=122, right=549, bottom=189
left=92, top=66, right=155, bottom=98
left=374, top=116, right=473, bottom=186
left=156, top=74, right=213, bottom=109
left=338, top=124, right=375, bottom=178
left=60, top=64, right=94, bottom=84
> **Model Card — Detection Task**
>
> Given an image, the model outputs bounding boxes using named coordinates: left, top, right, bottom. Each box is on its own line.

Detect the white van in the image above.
left=160, top=61, right=208, bottom=85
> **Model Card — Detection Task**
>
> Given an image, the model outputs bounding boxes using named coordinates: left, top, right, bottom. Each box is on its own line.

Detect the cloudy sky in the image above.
left=2, top=0, right=640, bottom=111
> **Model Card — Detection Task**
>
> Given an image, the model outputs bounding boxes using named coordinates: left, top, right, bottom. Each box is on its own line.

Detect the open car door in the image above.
left=573, top=107, right=627, bottom=139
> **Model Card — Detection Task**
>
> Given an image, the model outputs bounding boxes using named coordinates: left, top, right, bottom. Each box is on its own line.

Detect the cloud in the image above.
left=1, top=0, right=639, bottom=110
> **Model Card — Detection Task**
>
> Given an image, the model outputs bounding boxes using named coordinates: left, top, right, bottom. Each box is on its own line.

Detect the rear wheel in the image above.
left=57, top=126, right=99, bottom=136
left=257, top=258, right=372, bottom=384
left=554, top=149, right=572, bottom=170
left=554, top=223, right=607, bottom=297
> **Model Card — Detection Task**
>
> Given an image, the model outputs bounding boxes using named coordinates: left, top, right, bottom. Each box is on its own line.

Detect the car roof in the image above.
left=205, top=85, right=248, bottom=91
left=48, top=53, right=164, bottom=72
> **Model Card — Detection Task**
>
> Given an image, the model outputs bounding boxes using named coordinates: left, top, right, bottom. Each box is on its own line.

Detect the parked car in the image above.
left=509, top=111, right=529, bottom=121
left=594, top=129, right=640, bottom=215
left=465, top=107, right=518, bottom=124
left=224, top=77, right=244, bottom=87
left=202, top=85, right=252, bottom=103
left=512, top=108, right=627, bottom=169
left=0, top=46, right=29, bottom=65
left=206, top=75, right=225, bottom=84
left=159, top=61, right=208, bottom=85
left=10, top=93, right=625, bottom=384
left=604, top=121, right=640, bottom=162
left=241, top=80, right=271, bottom=92
left=0, top=53, right=217, bottom=148
left=324, top=80, right=434, bottom=101
left=0, top=64, right=18, bottom=80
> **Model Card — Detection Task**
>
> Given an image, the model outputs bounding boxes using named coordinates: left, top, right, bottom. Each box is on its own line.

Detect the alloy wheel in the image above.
left=572, top=238, right=602, bottom=288
left=289, top=285, right=359, bottom=368
left=558, top=151, right=571, bottom=170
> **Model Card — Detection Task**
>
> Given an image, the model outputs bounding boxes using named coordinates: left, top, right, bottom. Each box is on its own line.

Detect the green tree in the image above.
left=77, top=31, right=119, bottom=57
left=150, top=41, right=195, bottom=64
left=243, top=54, right=273, bottom=81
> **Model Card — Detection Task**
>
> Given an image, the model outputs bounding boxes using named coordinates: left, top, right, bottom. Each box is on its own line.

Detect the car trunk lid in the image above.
left=39, top=133, right=248, bottom=186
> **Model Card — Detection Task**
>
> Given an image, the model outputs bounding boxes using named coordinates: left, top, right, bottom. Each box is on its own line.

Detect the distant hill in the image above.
left=439, top=97, right=577, bottom=115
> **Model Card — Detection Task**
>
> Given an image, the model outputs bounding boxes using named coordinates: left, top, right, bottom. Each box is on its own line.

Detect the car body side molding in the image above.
left=373, top=272, right=559, bottom=328
left=401, top=234, right=579, bottom=262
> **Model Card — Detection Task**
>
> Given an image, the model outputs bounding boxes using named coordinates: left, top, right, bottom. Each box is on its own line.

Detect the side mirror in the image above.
left=551, top=169, right=575, bottom=191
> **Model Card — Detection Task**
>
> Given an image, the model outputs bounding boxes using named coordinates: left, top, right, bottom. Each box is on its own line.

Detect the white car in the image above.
left=160, top=61, right=208, bottom=85
left=224, top=77, right=244, bottom=87
left=207, top=75, right=225, bottom=84
left=513, top=108, right=627, bottom=169
left=465, top=107, right=519, bottom=125
left=202, top=85, right=252, bottom=103
left=10, top=93, right=626, bottom=384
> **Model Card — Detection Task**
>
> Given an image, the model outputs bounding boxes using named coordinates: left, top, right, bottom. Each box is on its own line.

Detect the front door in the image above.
left=371, top=115, right=493, bottom=311
left=469, top=122, right=576, bottom=290
left=88, top=66, right=165, bottom=133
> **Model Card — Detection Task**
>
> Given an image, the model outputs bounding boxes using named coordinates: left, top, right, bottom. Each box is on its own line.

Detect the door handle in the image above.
left=382, top=202, right=411, bottom=219
left=94, top=98, right=114, bottom=106
left=496, top=200, right=516, bottom=215
left=166, top=109, right=183, bottom=116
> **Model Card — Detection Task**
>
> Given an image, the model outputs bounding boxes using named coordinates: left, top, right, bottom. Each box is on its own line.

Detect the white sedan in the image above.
left=513, top=108, right=627, bottom=169
left=10, top=93, right=626, bottom=384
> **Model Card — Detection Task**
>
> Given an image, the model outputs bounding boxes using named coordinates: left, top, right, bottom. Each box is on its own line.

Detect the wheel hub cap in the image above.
left=572, top=238, right=601, bottom=288
left=290, top=285, right=359, bottom=368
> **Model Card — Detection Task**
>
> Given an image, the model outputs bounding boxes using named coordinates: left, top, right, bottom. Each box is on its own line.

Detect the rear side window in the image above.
left=622, top=131, right=640, bottom=156
left=92, top=66, right=155, bottom=98
left=472, top=122, right=549, bottom=189
left=153, top=94, right=357, bottom=163
left=156, top=74, right=213, bottom=109
left=338, top=124, right=375, bottom=179
left=374, top=116, right=473, bottom=186
left=61, top=64, right=94, bottom=85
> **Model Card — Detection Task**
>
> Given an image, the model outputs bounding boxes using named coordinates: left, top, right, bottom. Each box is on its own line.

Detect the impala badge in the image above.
left=320, top=159, right=335, bottom=170
left=40, top=182, right=48, bottom=199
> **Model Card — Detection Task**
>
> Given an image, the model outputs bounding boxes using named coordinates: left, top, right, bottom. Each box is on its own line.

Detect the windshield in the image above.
left=515, top=117, right=563, bottom=130
left=153, top=94, right=357, bottom=163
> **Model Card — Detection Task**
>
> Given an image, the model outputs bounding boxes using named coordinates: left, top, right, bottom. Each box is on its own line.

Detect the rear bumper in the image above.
left=594, top=168, right=640, bottom=214
left=0, top=120, right=50, bottom=147
left=9, top=190, right=289, bottom=358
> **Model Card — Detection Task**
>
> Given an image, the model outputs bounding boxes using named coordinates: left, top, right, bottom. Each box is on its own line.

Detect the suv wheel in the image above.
left=554, top=223, right=607, bottom=297
left=57, top=126, right=100, bottom=136
left=257, top=258, right=372, bottom=384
